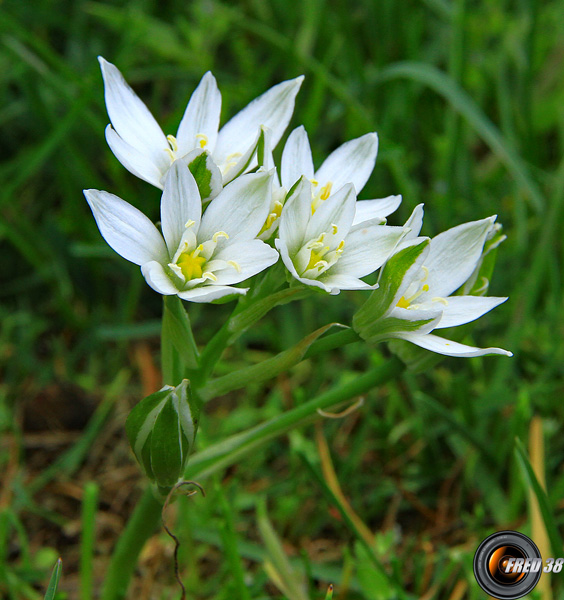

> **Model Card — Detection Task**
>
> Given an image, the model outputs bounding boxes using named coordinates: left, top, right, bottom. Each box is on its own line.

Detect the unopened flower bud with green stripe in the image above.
left=125, top=380, right=199, bottom=494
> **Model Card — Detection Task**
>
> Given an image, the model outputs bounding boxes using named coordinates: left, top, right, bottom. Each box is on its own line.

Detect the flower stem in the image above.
left=100, top=486, right=162, bottom=600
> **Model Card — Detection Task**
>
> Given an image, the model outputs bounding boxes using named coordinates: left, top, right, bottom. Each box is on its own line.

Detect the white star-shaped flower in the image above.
left=280, top=125, right=402, bottom=225
left=275, top=177, right=407, bottom=294
left=84, top=162, right=279, bottom=302
left=99, top=57, right=303, bottom=195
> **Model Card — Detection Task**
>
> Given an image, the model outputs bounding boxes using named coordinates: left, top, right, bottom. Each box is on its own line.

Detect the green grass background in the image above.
left=1, top=0, right=564, bottom=598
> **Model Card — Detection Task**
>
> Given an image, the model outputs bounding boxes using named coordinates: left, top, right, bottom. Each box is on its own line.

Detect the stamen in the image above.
left=185, top=219, right=195, bottom=229
left=432, top=297, right=448, bottom=306
left=228, top=260, right=241, bottom=273
left=319, top=182, right=333, bottom=200
left=195, top=133, right=208, bottom=149
left=202, top=271, right=217, bottom=282
left=310, top=179, right=319, bottom=187
left=167, top=135, right=179, bottom=152
left=212, top=231, right=229, bottom=243
left=331, top=223, right=338, bottom=235
left=164, top=147, right=176, bottom=161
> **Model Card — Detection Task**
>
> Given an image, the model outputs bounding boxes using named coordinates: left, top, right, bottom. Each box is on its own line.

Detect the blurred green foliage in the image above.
left=1, top=0, right=564, bottom=598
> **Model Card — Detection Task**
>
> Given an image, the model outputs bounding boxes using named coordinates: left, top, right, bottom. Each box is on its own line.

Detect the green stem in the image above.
left=100, top=487, right=163, bottom=600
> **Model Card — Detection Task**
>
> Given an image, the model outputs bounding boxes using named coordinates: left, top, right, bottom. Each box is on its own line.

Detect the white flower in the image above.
left=274, top=177, right=407, bottom=294
left=280, top=125, right=402, bottom=225
left=99, top=57, right=303, bottom=193
left=354, top=214, right=512, bottom=357
left=84, top=162, right=279, bottom=303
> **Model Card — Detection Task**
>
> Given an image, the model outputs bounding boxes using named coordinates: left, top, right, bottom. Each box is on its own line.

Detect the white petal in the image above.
left=281, top=126, right=314, bottom=190
left=84, top=189, right=168, bottom=265
left=199, top=171, right=273, bottom=242
left=393, top=332, right=513, bottom=357
left=275, top=238, right=302, bottom=281
left=141, top=261, right=178, bottom=295
left=403, top=203, right=424, bottom=238
left=332, top=222, right=406, bottom=278
left=419, top=216, right=496, bottom=300
left=214, top=75, right=304, bottom=166
left=177, top=285, right=247, bottom=303
left=105, top=125, right=165, bottom=189
left=319, top=273, right=376, bottom=292
left=211, top=239, right=279, bottom=285
left=434, top=296, right=508, bottom=329
left=278, top=177, right=313, bottom=253
left=352, top=195, right=402, bottom=225
left=315, top=133, right=378, bottom=194
left=161, top=161, right=202, bottom=255
left=221, top=128, right=262, bottom=184
left=305, top=183, right=356, bottom=242
left=176, top=72, right=221, bottom=156
left=98, top=57, right=169, bottom=174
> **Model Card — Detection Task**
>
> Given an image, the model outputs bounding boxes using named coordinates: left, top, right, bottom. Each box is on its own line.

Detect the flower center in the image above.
left=169, top=230, right=238, bottom=288
left=296, top=228, right=345, bottom=278
left=177, top=249, right=207, bottom=280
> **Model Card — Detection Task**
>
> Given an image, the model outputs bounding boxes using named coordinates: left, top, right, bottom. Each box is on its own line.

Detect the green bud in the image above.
left=125, top=380, right=199, bottom=494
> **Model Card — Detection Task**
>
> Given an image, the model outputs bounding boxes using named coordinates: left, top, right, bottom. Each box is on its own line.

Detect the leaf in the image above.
left=44, top=559, right=62, bottom=600
left=199, top=323, right=345, bottom=401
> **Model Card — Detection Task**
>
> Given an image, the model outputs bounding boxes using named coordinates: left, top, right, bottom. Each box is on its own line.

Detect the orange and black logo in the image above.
left=473, top=531, right=542, bottom=599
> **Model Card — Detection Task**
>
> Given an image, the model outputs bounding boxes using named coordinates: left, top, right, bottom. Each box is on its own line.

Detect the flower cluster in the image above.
left=85, top=58, right=510, bottom=358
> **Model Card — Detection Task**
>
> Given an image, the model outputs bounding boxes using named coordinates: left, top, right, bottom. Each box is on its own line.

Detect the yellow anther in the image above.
left=422, top=284, right=429, bottom=292
left=195, top=133, right=208, bottom=149
left=336, top=240, right=345, bottom=253
left=212, top=231, right=229, bottom=243
left=396, top=296, right=410, bottom=309
left=311, top=179, right=319, bottom=187
left=167, top=135, right=179, bottom=152
left=202, top=271, right=217, bottom=282
left=319, top=182, right=333, bottom=200
left=228, top=260, right=241, bottom=273
left=185, top=219, right=195, bottom=229
left=164, top=147, right=176, bottom=161
left=331, top=223, right=338, bottom=235
left=432, top=296, right=448, bottom=306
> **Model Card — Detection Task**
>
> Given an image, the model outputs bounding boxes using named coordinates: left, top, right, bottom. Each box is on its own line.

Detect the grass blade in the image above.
left=43, top=559, right=62, bottom=600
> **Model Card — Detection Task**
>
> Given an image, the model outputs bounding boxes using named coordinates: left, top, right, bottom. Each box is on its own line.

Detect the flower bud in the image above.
left=125, top=380, right=199, bottom=494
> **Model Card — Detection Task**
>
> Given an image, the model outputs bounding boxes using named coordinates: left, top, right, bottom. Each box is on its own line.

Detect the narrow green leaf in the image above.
left=514, top=438, right=563, bottom=556
left=200, top=323, right=345, bottom=401
left=44, top=559, right=62, bottom=600
left=80, top=483, right=99, bottom=600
